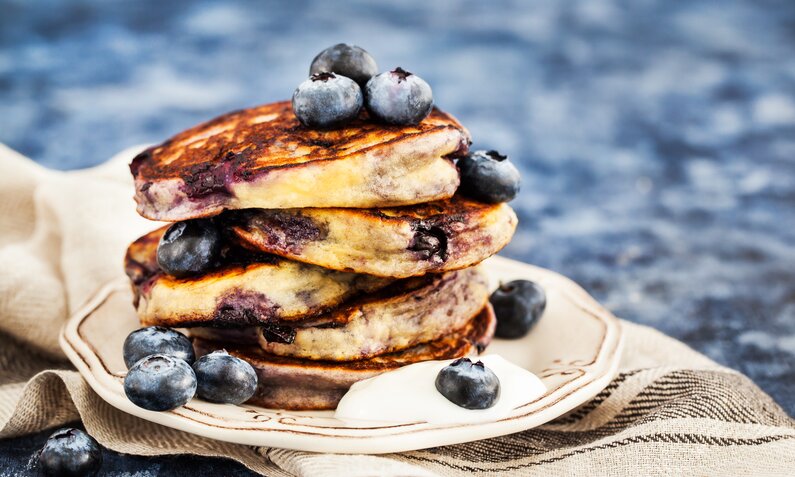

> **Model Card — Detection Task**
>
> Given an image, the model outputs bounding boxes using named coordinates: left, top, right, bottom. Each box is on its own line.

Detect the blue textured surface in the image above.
left=1, top=0, right=793, bottom=473
left=0, top=422, right=256, bottom=476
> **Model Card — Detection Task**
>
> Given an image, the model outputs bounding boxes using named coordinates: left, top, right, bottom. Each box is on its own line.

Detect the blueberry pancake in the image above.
left=119, top=44, right=525, bottom=416
left=124, top=226, right=392, bottom=327
left=130, top=101, right=470, bottom=221
left=188, top=267, right=489, bottom=361
left=191, top=303, right=496, bottom=410
left=226, top=196, right=517, bottom=278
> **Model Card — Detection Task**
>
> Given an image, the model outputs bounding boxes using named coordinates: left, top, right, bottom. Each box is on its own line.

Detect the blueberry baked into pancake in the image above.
left=121, top=44, right=534, bottom=413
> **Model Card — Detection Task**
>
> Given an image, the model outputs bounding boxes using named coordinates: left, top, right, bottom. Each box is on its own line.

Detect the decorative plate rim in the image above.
left=60, top=256, right=624, bottom=454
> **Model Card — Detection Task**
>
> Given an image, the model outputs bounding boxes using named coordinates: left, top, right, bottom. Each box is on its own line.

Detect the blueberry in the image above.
left=37, top=428, right=102, bottom=477
left=491, top=280, right=546, bottom=339
left=309, top=43, right=378, bottom=87
left=458, top=150, right=521, bottom=203
left=124, top=354, right=197, bottom=411
left=364, top=67, right=433, bottom=125
left=292, top=72, right=363, bottom=129
left=435, top=358, right=500, bottom=409
left=192, top=350, right=258, bottom=404
left=123, top=326, right=195, bottom=369
left=157, top=219, right=221, bottom=278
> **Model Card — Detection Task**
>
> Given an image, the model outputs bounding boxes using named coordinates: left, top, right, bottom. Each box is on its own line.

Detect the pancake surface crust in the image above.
left=192, top=304, right=496, bottom=410
left=131, top=101, right=471, bottom=221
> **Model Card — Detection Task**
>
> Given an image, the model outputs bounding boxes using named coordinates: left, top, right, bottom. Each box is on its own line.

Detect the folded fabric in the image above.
left=1, top=144, right=793, bottom=476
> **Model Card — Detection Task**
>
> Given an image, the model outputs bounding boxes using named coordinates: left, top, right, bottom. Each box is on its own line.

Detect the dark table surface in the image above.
left=1, top=0, right=793, bottom=474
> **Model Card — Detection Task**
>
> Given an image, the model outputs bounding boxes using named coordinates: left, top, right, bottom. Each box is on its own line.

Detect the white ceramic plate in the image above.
left=60, top=256, right=623, bottom=454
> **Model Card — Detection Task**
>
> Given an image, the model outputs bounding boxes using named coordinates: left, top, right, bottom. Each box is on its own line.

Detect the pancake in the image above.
left=124, top=226, right=392, bottom=327
left=192, top=304, right=496, bottom=410
left=130, top=101, right=470, bottom=221
left=227, top=196, right=517, bottom=278
left=187, top=267, right=489, bottom=361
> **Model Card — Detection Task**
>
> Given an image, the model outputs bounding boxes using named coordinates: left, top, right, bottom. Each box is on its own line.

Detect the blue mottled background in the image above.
left=1, top=0, right=794, bottom=474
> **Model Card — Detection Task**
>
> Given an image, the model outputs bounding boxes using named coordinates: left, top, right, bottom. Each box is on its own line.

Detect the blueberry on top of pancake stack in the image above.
left=123, top=44, right=522, bottom=411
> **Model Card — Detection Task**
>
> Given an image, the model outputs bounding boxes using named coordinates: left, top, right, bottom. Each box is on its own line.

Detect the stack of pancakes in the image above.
left=124, top=101, right=517, bottom=410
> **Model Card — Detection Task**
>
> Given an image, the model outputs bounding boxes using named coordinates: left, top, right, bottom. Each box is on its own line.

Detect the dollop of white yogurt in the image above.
left=335, top=354, right=546, bottom=425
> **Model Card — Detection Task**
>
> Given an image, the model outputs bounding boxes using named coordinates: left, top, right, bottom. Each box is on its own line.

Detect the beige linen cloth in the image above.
left=1, top=142, right=793, bottom=476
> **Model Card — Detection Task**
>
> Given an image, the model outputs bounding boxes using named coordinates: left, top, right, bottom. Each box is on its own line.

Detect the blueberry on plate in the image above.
left=435, top=357, right=500, bottom=409
left=122, top=326, right=195, bottom=369
left=292, top=72, right=363, bottom=129
left=364, top=67, right=433, bottom=125
left=309, top=43, right=378, bottom=87
left=124, top=354, right=197, bottom=411
left=157, top=218, right=221, bottom=278
left=491, top=279, right=547, bottom=339
left=457, top=150, right=521, bottom=203
left=37, top=428, right=102, bottom=477
left=192, top=350, right=258, bottom=405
